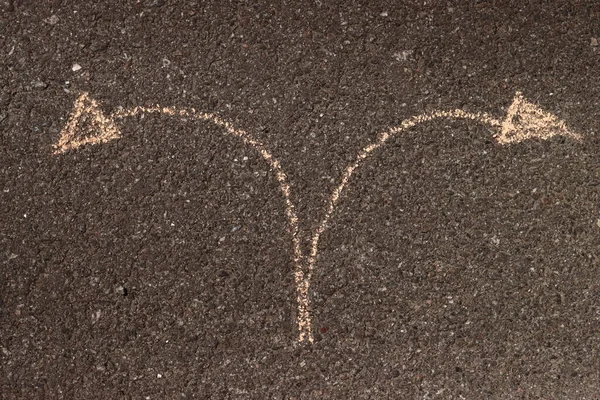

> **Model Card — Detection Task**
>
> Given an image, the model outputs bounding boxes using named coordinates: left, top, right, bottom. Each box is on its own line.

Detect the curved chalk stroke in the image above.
left=308, top=110, right=502, bottom=272
left=305, top=101, right=582, bottom=342
left=54, top=93, right=311, bottom=344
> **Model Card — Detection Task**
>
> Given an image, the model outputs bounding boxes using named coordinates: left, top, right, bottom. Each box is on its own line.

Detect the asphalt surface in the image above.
left=1, top=1, right=600, bottom=399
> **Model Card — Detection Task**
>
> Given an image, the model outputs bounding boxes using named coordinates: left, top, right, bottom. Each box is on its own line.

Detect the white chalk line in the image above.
left=114, top=106, right=313, bottom=343
left=55, top=94, right=311, bottom=343
left=55, top=92, right=582, bottom=344
left=53, top=93, right=120, bottom=154
left=305, top=111, right=503, bottom=325
left=305, top=102, right=581, bottom=343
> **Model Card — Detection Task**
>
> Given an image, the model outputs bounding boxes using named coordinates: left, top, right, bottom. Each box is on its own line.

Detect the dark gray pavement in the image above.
left=1, top=1, right=600, bottom=398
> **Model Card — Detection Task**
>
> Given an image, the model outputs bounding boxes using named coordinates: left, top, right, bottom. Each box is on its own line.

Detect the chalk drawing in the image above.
left=54, top=92, right=121, bottom=154
left=55, top=93, right=309, bottom=343
left=306, top=96, right=582, bottom=343
left=497, top=91, right=582, bottom=144
left=54, top=91, right=581, bottom=344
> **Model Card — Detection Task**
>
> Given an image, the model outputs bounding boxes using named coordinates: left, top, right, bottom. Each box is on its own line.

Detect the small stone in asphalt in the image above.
left=31, top=80, right=47, bottom=90
left=90, top=39, right=110, bottom=52
left=43, top=15, right=59, bottom=25
left=116, top=285, right=128, bottom=296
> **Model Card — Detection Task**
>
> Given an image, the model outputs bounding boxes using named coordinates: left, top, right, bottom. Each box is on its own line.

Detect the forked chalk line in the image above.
left=54, top=91, right=581, bottom=344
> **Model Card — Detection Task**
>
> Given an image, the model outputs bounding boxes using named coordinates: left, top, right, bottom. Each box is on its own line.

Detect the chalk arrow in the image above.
left=52, top=92, right=309, bottom=343
left=496, top=91, right=582, bottom=145
left=54, top=93, right=121, bottom=154
left=52, top=91, right=585, bottom=345
left=308, top=94, right=584, bottom=346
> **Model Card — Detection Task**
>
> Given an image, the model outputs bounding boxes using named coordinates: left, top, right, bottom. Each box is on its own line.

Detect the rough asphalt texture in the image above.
left=1, top=1, right=600, bottom=399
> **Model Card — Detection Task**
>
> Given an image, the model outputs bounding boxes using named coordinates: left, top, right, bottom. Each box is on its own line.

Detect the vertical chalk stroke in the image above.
left=54, top=91, right=581, bottom=344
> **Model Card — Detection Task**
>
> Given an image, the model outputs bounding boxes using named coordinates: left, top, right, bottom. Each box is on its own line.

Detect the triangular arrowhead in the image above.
left=54, top=92, right=121, bottom=154
left=496, top=92, right=581, bottom=145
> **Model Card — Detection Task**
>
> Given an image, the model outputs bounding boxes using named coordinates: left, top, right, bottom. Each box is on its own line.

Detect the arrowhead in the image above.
left=54, top=92, right=121, bottom=154
left=497, top=92, right=582, bottom=145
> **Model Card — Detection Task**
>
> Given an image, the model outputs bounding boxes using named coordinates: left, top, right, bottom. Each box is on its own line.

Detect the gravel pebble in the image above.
left=43, top=15, right=59, bottom=25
